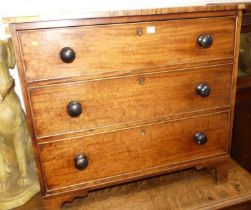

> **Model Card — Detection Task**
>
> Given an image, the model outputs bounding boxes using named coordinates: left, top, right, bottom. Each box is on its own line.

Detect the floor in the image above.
left=15, top=160, right=251, bottom=210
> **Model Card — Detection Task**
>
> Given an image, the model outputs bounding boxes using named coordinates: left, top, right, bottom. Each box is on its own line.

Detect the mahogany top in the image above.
left=3, top=3, right=246, bottom=24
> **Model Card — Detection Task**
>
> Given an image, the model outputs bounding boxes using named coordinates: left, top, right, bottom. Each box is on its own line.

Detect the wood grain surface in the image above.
left=9, top=4, right=244, bottom=209
left=39, top=112, right=229, bottom=191
left=4, top=3, right=245, bottom=24
left=18, top=16, right=235, bottom=82
left=30, top=65, right=232, bottom=138
left=225, top=9, right=243, bottom=155
left=231, top=6, right=251, bottom=173
left=14, top=159, right=251, bottom=210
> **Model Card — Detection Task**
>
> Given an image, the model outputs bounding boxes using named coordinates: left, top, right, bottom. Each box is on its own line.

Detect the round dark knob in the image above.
left=197, top=34, right=213, bottom=48
left=60, top=47, right=76, bottom=63
left=67, top=101, right=82, bottom=117
left=196, top=83, right=211, bottom=97
left=74, top=154, right=88, bottom=170
left=193, top=131, right=208, bottom=145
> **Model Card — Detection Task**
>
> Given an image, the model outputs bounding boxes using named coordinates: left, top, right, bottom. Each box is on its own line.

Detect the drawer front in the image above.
left=19, top=17, right=235, bottom=82
left=30, top=65, right=232, bottom=138
left=39, top=112, right=229, bottom=190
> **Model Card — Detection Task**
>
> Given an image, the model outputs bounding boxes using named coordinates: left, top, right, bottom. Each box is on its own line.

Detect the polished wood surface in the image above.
left=231, top=4, right=251, bottom=173
left=225, top=9, right=242, bottom=155
left=30, top=65, right=232, bottom=138
left=18, top=17, right=235, bottom=82
left=14, top=159, right=251, bottom=210
left=241, top=4, right=251, bottom=33
left=4, top=3, right=245, bottom=24
left=232, top=89, right=251, bottom=173
left=9, top=4, right=243, bottom=210
left=39, top=112, right=229, bottom=190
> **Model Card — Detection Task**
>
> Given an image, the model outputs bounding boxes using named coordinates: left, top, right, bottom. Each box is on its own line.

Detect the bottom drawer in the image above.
left=39, top=112, right=229, bottom=190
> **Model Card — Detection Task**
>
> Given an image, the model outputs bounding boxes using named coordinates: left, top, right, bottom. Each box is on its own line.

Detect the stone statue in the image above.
left=0, top=39, right=40, bottom=209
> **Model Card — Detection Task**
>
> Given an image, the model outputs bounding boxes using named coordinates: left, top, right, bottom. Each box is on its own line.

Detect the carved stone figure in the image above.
left=0, top=39, right=40, bottom=209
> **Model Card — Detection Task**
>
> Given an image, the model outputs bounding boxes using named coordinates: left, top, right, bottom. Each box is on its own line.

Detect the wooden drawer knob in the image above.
left=193, top=132, right=208, bottom=145
left=197, top=34, right=213, bottom=48
left=196, top=83, right=211, bottom=97
left=67, top=101, right=82, bottom=117
left=74, top=154, right=88, bottom=170
left=60, top=47, right=76, bottom=63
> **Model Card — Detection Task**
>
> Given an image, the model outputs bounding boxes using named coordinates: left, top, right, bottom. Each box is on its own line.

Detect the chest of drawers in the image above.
left=9, top=4, right=243, bottom=210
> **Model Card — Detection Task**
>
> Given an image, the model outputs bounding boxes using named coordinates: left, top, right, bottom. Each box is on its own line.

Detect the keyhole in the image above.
left=136, top=27, right=143, bottom=36
left=139, top=77, right=145, bottom=85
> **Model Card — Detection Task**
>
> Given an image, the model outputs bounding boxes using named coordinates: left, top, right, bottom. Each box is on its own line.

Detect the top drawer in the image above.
left=18, top=16, right=236, bottom=82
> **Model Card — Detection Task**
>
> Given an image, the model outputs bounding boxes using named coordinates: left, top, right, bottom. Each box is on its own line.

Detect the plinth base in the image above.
left=0, top=177, right=40, bottom=210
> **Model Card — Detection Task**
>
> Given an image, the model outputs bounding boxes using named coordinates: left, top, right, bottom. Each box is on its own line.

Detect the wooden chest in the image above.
left=9, top=4, right=243, bottom=210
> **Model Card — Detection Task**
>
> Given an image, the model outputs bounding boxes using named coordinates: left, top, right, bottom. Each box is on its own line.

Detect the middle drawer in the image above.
left=30, top=65, right=232, bottom=138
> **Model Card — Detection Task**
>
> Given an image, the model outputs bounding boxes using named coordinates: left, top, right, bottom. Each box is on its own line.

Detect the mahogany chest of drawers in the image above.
left=9, top=4, right=243, bottom=210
